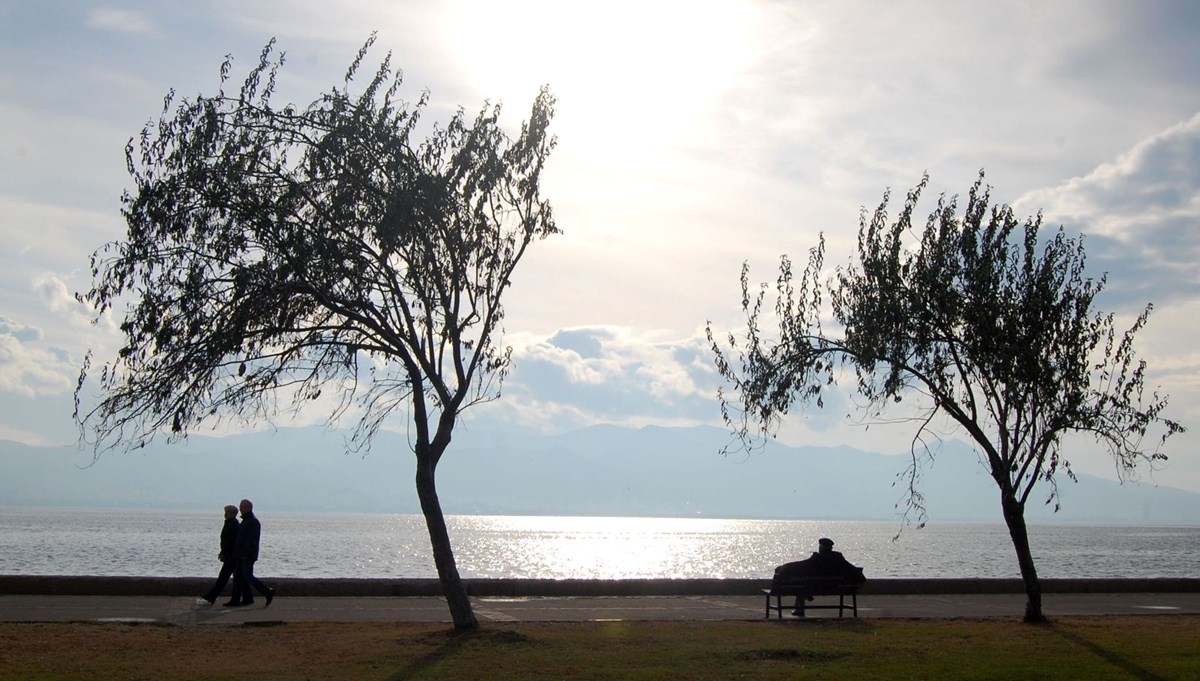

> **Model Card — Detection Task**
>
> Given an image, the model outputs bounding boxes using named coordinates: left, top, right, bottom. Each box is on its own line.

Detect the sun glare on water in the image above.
left=452, top=515, right=774, bottom=579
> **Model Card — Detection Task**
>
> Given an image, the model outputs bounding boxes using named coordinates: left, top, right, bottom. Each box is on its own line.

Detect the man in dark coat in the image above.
left=809, top=537, right=858, bottom=575
left=225, top=498, right=275, bottom=607
left=775, top=537, right=862, bottom=581
left=775, top=537, right=865, bottom=616
left=199, top=504, right=239, bottom=604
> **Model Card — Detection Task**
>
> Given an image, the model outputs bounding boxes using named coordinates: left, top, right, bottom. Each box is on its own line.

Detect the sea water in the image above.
left=0, top=507, right=1196, bottom=580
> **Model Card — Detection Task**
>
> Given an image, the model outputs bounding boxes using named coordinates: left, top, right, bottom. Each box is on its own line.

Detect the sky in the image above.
left=2, top=1, right=1200, bottom=495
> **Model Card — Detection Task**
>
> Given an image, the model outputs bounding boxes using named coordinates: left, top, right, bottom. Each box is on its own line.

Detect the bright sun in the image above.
left=441, top=0, right=762, bottom=144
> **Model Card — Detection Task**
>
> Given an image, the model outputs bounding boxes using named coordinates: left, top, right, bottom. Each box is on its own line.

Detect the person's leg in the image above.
left=202, top=561, right=235, bottom=603
left=234, top=561, right=255, bottom=604
left=243, top=560, right=274, bottom=606
left=225, top=561, right=249, bottom=606
left=791, top=595, right=807, bottom=616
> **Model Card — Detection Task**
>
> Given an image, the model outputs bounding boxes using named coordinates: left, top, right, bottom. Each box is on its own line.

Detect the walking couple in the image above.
left=200, top=498, right=275, bottom=607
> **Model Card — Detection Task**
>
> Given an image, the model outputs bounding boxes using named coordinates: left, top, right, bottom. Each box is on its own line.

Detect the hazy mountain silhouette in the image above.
left=2, top=423, right=1197, bottom=525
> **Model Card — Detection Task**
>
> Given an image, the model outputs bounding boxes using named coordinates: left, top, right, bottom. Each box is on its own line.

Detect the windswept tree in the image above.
left=709, top=173, right=1183, bottom=622
left=74, top=37, right=559, bottom=630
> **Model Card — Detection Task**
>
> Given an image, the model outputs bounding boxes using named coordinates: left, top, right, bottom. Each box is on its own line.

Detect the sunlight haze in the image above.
left=2, top=0, right=1199, bottom=501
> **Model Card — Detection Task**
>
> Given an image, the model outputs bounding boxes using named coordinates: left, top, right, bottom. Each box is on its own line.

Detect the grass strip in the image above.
left=1, top=615, right=1196, bottom=680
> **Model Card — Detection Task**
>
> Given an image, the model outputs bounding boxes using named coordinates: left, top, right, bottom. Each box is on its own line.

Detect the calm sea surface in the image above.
left=1, top=508, right=1197, bottom=580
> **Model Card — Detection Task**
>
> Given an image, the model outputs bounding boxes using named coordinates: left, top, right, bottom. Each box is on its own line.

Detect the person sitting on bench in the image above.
left=810, top=537, right=855, bottom=572
left=773, top=537, right=864, bottom=616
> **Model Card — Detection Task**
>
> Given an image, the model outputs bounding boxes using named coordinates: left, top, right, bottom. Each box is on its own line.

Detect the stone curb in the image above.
left=2, top=576, right=1198, bottom=597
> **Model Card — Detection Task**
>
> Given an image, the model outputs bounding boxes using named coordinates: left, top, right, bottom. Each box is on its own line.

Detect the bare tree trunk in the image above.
left=415, top=449, right=478, bottom=630
left=1000, top=493, right=1045, bottom=623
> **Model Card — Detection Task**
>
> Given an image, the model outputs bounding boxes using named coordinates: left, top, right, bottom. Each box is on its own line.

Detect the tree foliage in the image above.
left=709, top=172, right=1184, bottom=621
left=75, top=36, right=558, bottom=629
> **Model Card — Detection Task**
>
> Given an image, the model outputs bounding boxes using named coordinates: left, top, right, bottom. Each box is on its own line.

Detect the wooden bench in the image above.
left=763, top=567, right=865, bottom=618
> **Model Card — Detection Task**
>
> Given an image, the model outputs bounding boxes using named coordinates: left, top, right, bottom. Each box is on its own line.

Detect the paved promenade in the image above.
left=2, top=577, right=1198, bottom=624
left=2, top=592, right=1200, bottom=625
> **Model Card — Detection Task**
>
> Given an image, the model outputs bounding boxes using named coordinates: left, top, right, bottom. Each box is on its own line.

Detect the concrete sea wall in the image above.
left=2, top=576, right=1198, bottom=597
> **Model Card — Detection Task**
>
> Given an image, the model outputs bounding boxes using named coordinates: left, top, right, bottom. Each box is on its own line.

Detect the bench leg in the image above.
left=766, top=593, right=785, bottom=619
left=834, top=592, right=859, bottom=617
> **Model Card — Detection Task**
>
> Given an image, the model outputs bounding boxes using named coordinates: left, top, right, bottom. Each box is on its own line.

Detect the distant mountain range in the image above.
left=2, top=423, right=1198, bottom=525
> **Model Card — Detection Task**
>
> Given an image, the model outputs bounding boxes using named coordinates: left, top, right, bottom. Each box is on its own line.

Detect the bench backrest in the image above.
left=772, top=559, right=866, bottom=590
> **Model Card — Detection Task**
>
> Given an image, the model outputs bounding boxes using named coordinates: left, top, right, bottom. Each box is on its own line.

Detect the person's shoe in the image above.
left=264, top=588, right=274, bottom=608
left=222, top=600, right=247, bottom=607
left=199, top=594, right=215, bottom=604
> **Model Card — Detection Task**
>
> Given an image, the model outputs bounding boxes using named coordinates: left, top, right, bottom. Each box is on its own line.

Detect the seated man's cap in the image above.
left=818, top=537, right=834, bottom=547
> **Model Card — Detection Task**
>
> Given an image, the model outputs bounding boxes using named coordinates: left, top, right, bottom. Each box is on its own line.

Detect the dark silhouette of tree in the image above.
left=74, top=36, right=558, bottom=630
left=708, top=172, right=1184, bottom=622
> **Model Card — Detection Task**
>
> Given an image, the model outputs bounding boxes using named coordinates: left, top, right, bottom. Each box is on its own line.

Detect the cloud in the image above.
left=0, top=316, right=42, bottom=342
left=86, top=8, right=157, bottom=35
left=1041, top=2, right=1200, bottom=94
left=34, top=273, right=92, bottom=321
left=481, top=326, right=720, bottom=431
left=478, top=324, right=865, bottom=440
left=1015, top=112, right=1200, bottom=309
left=0, top=319, right=75, bottom=397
